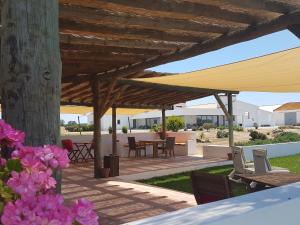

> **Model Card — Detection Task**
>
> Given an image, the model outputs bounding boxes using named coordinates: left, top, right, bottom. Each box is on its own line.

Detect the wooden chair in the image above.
left=164, top=137, right=175, bottom=157
left=191, top=171, right=233, bottom=205
left=127, top=137, right=146, bottom=158
left=62, top=139, right=84, bottom=163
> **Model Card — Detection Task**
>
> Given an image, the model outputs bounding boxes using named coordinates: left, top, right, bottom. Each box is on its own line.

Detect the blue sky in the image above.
left=62, top=30, right=300, bottom=123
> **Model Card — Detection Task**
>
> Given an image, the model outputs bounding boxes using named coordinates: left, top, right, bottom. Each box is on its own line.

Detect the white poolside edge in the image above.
left=124, top=182, right=300, bottom=225
left=118, top=160, right=233, bottom=181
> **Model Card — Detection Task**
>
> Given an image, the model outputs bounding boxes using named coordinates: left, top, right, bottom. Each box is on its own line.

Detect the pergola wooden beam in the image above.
left=95, top=10, right=300, bottom=79
left=59, top=4, right=239, bottom=34
left=79, top=0, right=266, bottom=24
left=60, top=18, right=217, bottom=44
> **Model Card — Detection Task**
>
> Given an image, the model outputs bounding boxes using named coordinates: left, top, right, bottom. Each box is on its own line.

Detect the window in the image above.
left=244, top=112, right=250, bottom=119
left=117, top=120, right=120, bottom=125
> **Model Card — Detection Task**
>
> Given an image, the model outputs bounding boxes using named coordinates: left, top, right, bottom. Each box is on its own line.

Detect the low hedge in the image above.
left=236, top=132, right=300, bottom=146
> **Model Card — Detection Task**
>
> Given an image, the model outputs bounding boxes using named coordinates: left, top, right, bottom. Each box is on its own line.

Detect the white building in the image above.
left=87, top=99, right=300, bottom=131
left=272, top=102, right=300, bottom=126
left=87, top=113, right=130, bottom=131
left=131, top=97, right=275, bottom=129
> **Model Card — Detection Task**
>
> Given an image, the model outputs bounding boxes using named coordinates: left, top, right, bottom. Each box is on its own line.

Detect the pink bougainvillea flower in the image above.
left=0, top=120, right=25, bottom=148
left=7, top=170, right=56, bottom=198
left=1, top=194, right=73, bottom=225
left=72, top=198, right=99, bottom=225
left=0, top=157, right=7, bottom=167
left=42, top=145, right=69, bottom=169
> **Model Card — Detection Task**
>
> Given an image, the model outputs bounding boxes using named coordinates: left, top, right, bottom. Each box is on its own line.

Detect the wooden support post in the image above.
left=162, top=108, right=166, bottom=140
left=228, top=94, right=234, bottom=147
left=92, top=79, right=102, bottom=178
left=214, top=93, right=234, bottom=147
left=112, top=106, right=117, bottom=155
left=1, top=0, right=62, bottom=191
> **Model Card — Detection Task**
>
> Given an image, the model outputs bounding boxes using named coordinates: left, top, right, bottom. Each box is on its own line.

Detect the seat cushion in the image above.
left=62, top=139, right=73, bottom=152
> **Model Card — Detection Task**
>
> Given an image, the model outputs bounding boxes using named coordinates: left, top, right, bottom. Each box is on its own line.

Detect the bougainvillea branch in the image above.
left=0, top=120, right=98, bottom=225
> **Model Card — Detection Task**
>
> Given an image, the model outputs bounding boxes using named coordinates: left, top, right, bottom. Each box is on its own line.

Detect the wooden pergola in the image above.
left=1, top=0, right=300, bottom=182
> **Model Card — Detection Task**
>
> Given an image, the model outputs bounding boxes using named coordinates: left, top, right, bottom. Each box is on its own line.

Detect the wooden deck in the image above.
left=62, top=156, right=229, bottom=225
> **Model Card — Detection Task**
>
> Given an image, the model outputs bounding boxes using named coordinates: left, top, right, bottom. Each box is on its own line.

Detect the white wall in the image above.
left=242, top=141, right=300, bottom=161
left=62, top=131, right=197, bottom=157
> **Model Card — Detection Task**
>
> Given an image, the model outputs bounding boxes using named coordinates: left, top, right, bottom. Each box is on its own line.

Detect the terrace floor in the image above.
left=62, top=156, right=230, bottom=225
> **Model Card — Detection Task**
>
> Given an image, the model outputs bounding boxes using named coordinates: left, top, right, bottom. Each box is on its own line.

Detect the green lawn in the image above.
left=139, top=154, right=300, bottom=196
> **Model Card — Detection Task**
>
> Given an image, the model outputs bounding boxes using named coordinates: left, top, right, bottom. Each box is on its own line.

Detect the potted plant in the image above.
left=100, top=167, right=110, bottom=178
left=227, top=152, right=233, bottom=160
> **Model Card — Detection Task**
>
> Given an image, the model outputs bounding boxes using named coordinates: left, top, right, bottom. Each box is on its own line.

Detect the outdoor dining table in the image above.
left=73, top=142, right=94, bottom=161
left=236, top=172, right=300, bottom=188
left=139, top=139, right=165, bottom=158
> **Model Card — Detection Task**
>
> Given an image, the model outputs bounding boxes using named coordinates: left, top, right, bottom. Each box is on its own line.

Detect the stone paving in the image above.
left=62, top=156, right=229, bottom=225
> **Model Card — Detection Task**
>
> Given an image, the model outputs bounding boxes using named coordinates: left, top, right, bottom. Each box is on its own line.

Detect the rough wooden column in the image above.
left=162, top=108, right=166, bottom=139
left=92, top=79, right=102, bottom=178
left=112, top=106, right=117, bottom=155
left=227, top=93, right=234, bottom=147
left=1, top=0, right=61, bottom=146
left=1, top=0, right=62, bottom=191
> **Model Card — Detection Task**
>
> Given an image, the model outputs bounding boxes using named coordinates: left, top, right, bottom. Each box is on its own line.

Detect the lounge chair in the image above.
left=229, top=147, right=254, bottom=179
left=191, top=171, right=232, bottom=205
left=253, top=149, right=289, bottom=174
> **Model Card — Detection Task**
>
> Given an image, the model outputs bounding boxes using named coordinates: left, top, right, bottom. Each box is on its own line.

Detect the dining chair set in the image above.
left=61, top=139, right=94, bottom=163
left=127, top=136, right=176, bottom=158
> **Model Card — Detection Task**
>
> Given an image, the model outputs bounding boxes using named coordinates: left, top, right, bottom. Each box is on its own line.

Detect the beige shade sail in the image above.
left=0, top=105, right=152, bottom=116
left=60, top=106, right=153, bottom=116
left=133, top=47, right=300, bottom=93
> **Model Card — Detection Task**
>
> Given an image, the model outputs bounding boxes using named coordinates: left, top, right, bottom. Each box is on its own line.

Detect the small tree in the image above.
left=166, top=116, right=185, bottom=132
left=203, top=123, right=216, bottom=131
left=151, top=124, right=161, bottom=133
left=108, top=126, right=113, bottom=134
left=122, top=126, right=128, bottom=134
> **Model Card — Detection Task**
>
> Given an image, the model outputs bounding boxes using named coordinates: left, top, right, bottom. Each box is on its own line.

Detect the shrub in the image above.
left=196, top=132, right=210, bottom=143
left=151, top=124, right=161, bottom=133
left=197, top=126, right=204, bottom=131
left=108, top=126, right=113, bottom=134
left=217, top=125, right=226, bottom=130
left=233, top=125, right=244, bottom=132
left=122, top=126, right=128, bottom=134
left=274, top=132, right=300, bottom=142
left=249, top=130, right=267, bottom=140
left=272, top=128, right=284, bottom=135
left=253, top=123, right=259, bottom=129
left=202, top=123, right=216, bottom=131
left=166, top=116, right=185, bottom=132
left=216, top=130, right=229, bottom=138
left=236, top=131, right=300, bottom=146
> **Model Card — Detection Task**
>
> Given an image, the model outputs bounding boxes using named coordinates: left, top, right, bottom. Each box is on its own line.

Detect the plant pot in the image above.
left=227, top=153, right=233, bottom=160
left=99, top=168, right=110, bottom=178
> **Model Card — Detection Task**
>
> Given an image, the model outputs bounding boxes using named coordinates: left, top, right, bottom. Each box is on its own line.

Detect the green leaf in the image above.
left=6, top=159, right=22, bottom=172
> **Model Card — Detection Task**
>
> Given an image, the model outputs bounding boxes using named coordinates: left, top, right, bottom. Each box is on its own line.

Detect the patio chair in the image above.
left=164, top=137, right=175, bottom=157
left=127, top=137, right=146, bottom=158
left=228, top=147, right=255, bottom=182
left=62, top=139, right=84, bottom=163
left=191, top=171, right=232, bottom=205
left=253, top=149, right=289, bottom=174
